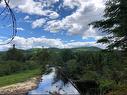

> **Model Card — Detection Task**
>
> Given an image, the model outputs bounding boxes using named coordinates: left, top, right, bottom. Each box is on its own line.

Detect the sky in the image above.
left=0, top=0, right=106, bottom=51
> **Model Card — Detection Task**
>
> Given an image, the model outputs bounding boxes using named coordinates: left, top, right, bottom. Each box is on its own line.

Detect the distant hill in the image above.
left=0, top=46, right=101, bottom=55
left=0, top=47, right=101, bottom=58
left=71, top=46, right=101, bottom=51
left=26, top=46, right=101, bottom=53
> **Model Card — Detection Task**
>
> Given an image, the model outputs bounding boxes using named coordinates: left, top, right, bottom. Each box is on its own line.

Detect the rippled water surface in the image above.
left=28, top=67, right=80, bottom=95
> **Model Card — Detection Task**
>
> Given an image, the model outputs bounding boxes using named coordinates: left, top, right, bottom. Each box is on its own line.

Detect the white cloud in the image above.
left=82, top=25, right=103, bottom=40
left=64, top=41, right=106, bottom=49
left=0, top=45, right=11, bottom=51
left=42, top=0, right=59, bottom=7
left=17, top=27, right=24, bottom=31
left=63, top=0, right=81, bottom=9
left=32, top=18, right=46, bottom=29
left=0, top=0, right=59, bottom=17
left=24, top=15, right=30, bottom=20
left=49, top=12, right=59, bottom=19
left=64, top=42, right=96, bottom=48
left=44, top=20, right=65, bottom=33
left=9, top=0, right=46, bottom=15
left=23, top=15, right=32, bottom=23
left=0, top=36, right=7, bottom=39
left=11, top=36, right=64, bottom=49
left=70, top=40, right=75, bottom=42
left=0, top=36, right=105, bottom=51
left=17, top=0, right=47, bottom=15
left=44, top=0, right=106, bottom=39
left=42, top=36, right=46, bottom=38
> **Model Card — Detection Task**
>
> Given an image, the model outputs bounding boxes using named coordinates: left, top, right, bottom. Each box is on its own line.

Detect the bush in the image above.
left=99, top=79, right=114, bottom=93
left=4, top=48, right=24, bottom=62
left=82, top=71, right=98, bottom=81
left=0, top=61, right=40, bottom=76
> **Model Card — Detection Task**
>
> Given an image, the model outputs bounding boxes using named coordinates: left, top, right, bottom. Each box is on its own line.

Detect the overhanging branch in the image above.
left=0, top=0, right=17, bottom=45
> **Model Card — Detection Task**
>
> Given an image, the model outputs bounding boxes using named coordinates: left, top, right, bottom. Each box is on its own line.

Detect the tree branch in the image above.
left=0, top=0, right=17, bottom=45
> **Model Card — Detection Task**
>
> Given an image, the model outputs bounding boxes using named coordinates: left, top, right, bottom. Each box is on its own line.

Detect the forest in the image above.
left=0, top=46, right=127, bottom=94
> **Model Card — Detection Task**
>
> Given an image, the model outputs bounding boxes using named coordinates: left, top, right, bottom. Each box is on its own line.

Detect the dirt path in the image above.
left=0, top=77, right=40, bottom=95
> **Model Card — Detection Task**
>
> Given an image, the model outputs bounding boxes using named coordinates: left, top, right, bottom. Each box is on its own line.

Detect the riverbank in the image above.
left=0, top=69, right=41, bottom=87
left=0, top=77, right=40, bottom=95
left=0, top=69, right=42, bottom=94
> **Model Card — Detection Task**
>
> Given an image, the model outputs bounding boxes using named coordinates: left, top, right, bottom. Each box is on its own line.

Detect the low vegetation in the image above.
left=0, top=69, right=41, bottom=87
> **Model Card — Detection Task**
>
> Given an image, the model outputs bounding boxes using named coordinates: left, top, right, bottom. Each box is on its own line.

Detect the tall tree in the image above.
left=90, top=0, right=127, bottom=50
left=5, top=44, right=24, bottom=61
left=60, top=49, right=74, bottom=62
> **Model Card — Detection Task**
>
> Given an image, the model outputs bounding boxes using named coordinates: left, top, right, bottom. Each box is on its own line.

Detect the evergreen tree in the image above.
left=60, top=49, right=74, bottom=62
left=34, top=49, right=51, bottom=64
left=5, top=44, right=24, bottom=61
left=90, top=0, right=127, bottom=50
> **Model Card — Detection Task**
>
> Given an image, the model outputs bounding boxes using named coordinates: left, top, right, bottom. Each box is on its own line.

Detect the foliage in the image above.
left=65, top=59, right=78, bottom=78
left=90, top=0, right=127, bottom=50
left=0, top=61, right=40, bottom=76
left=32, top=49, right=51, bottom=64
left=99, top=79, right=115, bottom=93
left=60, top=49, right=75, bottom=62
left=4, top=48, right=24, bottom=62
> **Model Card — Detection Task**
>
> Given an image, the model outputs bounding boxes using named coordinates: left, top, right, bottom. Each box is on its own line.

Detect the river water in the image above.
left=28, top=67, right=80, bottom=95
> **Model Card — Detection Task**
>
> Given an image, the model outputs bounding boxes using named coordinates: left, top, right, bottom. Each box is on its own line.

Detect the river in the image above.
left=28, top=67, right=80, bottom=95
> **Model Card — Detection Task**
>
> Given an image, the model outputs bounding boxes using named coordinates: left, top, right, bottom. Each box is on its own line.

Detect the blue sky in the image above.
left=0, top=0, right=106, bottom=50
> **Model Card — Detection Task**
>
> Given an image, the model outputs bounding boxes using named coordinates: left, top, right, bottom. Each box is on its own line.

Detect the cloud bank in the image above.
left=0, top=36, right=105, bottom=51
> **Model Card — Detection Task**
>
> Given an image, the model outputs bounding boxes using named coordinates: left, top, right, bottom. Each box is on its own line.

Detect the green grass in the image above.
left=0, top=69, right=41, bottom=87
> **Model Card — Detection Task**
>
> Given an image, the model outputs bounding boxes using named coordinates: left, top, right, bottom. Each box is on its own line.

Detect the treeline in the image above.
left=0, top=47, right=41, bottom=76
left=0, top=61, right=39, bottom=76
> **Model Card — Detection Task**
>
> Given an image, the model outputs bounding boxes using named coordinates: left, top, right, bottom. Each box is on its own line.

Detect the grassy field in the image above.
left=0, top=69, right=41, bottom=87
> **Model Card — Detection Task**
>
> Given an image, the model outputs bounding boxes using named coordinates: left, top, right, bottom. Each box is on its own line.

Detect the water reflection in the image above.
left=28, top=67, right=80, bottom=95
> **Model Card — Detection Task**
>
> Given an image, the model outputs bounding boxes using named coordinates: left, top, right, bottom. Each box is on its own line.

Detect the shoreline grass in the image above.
left=0, top=69, right=41, bottom=87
